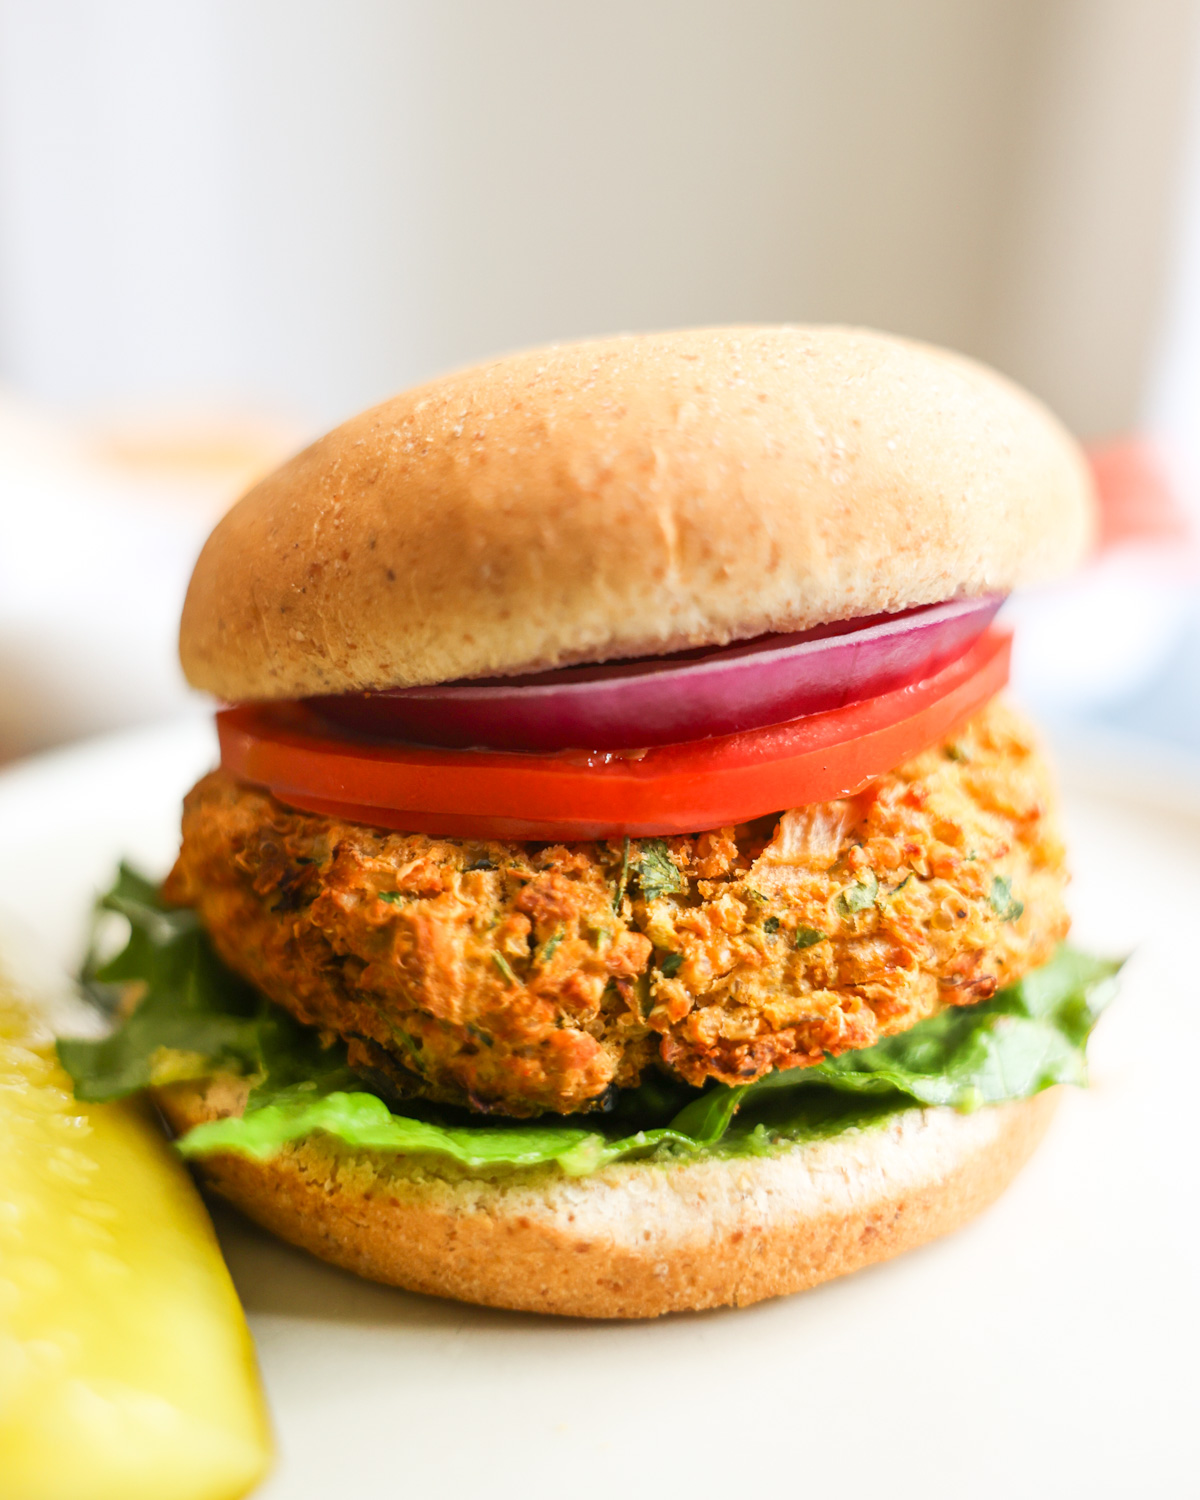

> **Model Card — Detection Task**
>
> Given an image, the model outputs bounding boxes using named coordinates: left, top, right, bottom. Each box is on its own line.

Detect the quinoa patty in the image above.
left=164, top=699, right=1069, bottom=1117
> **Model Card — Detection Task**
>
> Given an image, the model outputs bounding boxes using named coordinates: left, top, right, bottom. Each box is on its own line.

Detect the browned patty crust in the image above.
left=164, top=698, right=1069, bottom=1117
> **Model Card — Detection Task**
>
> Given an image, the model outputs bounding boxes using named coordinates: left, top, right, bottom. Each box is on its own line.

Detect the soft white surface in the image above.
left=1006, top=548, right=1199, bottom=715
left=0, top=407, right=209, bottom=758
left=0, top=396, right=300, bottom=760
left=0, top=718, right=1196, bottom=1500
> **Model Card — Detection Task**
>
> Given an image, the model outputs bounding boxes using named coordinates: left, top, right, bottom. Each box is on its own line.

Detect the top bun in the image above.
left=179, top=326, right=1095, bottom=701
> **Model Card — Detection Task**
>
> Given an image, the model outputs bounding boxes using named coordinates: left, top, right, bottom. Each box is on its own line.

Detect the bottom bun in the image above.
left=155, top=1079, right=1058, bottom=1319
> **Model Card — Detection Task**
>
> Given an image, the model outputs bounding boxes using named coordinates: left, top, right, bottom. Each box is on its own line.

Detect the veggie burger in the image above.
left=62, top=326, right=1119, bottom=1318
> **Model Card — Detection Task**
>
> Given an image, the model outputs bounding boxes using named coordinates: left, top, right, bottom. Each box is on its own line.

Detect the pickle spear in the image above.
left=0, top=947, right=272, bottom=1500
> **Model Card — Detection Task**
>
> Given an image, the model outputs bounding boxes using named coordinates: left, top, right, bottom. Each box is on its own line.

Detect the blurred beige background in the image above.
left=2, top=0, right=1199, bottom=756
left=1, top=0, right=1196, bottom=435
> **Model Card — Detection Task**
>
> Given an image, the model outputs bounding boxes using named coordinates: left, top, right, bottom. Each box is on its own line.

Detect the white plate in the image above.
left=1, top=719, right=1197, bottom=1500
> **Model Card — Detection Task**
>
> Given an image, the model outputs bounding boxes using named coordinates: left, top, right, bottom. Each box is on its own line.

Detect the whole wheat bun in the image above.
left=155, top=1076, right=1057, bottom=1319
left=179, top=326, right=1094, bottom=702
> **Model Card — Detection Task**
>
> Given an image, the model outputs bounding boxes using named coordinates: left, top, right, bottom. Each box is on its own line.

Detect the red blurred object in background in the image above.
left=1088, top=438, right=1195, bottom=550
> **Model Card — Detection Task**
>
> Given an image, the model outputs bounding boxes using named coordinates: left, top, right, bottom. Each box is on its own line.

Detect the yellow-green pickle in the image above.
left=0, top=960, right=272, bottom=1500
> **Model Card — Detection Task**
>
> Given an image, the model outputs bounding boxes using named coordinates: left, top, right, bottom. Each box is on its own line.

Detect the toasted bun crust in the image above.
left=179, top=326, right=1094, bottom=701
left=155, top=1077, right=1057, bottom=1318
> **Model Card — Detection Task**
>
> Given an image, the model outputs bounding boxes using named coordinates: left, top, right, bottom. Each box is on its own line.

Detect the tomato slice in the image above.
left=218, top=628, right=1011, bottom=841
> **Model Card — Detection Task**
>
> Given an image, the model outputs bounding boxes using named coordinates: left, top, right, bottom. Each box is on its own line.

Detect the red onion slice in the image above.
left=313, top=595, right=1004, bottom=752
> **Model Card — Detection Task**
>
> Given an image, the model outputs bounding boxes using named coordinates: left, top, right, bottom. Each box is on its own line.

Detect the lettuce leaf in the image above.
left=742, top=946, right=1120, bottom=1112
left=58, top=866, right=1121, bottom=1176
left=58, top=867, right=264, bottom=1099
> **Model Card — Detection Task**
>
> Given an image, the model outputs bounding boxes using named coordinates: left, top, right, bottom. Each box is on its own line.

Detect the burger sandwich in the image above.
left=61, top=326, right=1120, bottom=1318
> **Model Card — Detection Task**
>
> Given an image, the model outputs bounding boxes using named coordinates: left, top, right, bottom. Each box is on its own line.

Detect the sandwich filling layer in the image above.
left=159, top=698, right=1068, bottom=1118
left=59, top=696, right=1100, bottom=1172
